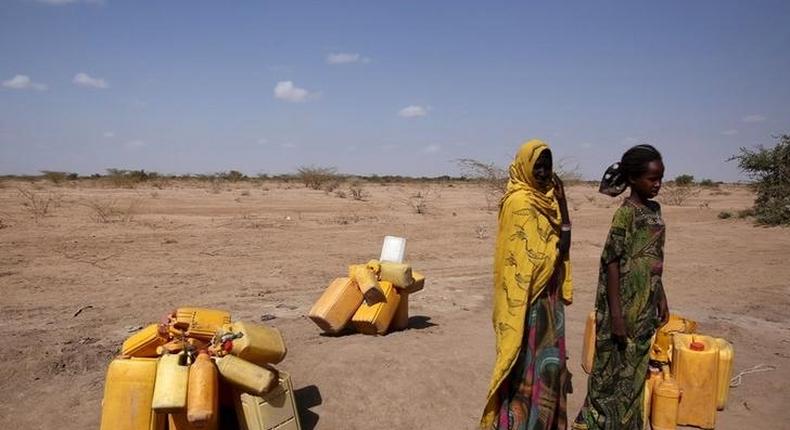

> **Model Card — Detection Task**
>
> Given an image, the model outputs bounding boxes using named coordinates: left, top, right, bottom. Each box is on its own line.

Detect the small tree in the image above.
left=296, top=165, right=338, bottom=190
left=730, top=135, right=790, bottom=226
left=674, top=174, right=695, bottom=186
left=457, top=159, right=507, bottom=210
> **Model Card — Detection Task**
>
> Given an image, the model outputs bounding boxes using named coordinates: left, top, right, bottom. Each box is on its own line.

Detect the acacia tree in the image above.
left=730, top=134, right=790, bottom=225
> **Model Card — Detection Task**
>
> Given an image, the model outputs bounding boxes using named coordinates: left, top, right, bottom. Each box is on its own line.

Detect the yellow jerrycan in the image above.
left=351, top=281, right=401, bottom=335
left=308, top=277, right=364, bottom=334
left=715, top=338, right=734, bottom=410
left=581, top=310, right=596, bottom=374
left=187, top=352, right=219, bottom=426
left=221, top=321, right=287, bottom=365
left=650, top=366, right=680, bottom=430
left=100, top=357, right=166, bottom=430
left=122, top=324, right=170, bottom=358
left=234, top=371, right=302, bottom=430
left=152, top=352, right=189, bottom=413
left=215, top=354, right=277, bottom=395
left=672, top=333, right=719, bottom=429
left=650, top=314, right=697, bottom=363
left=173, top=307, right=232, bottom=340
left=643, top=366, right=661, bottom=429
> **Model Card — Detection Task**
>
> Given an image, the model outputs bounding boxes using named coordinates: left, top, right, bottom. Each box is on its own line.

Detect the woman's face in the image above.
left=630, top=159, right=665, bottom=198
left=533, top=149, right=553, bottom=189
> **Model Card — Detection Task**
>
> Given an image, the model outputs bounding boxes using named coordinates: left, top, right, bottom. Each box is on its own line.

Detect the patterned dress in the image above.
left=496, top=272, right=571, bottom=430
left=574, top=200, right=665, bottom=430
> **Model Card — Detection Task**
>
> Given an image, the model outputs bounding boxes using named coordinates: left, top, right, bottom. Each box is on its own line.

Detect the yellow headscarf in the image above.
left=481, top=139, right=573, bottom=429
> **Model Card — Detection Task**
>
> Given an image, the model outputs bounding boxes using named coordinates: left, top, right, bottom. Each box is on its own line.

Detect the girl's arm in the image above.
left=606, top=260, right=628, bottom=349
left=657, top=285, right=669, bottom=326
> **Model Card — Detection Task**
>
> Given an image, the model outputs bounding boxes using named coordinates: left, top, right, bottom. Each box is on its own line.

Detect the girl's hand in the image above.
left=658, top=293, right=670, bottom=326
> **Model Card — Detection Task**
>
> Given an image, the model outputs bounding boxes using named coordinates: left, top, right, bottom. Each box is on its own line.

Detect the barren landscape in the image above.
left=0, top=179, right=788, bottom=429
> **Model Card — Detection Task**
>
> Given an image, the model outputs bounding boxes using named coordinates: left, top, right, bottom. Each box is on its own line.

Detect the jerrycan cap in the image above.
left=690, top=341, right=705, bottom=351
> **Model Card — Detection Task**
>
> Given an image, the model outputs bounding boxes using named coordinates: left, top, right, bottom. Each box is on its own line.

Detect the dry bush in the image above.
left=41, top=171, right=77, bottom=184
left=348, top=182, right=369, bottom=201
left=334, top=190, right=347, bottom=199
left=658, top=185, right=700, bottom=206
left=296, top=165, right=338, bottom=190
left=17, top=187, right=61, bottom=221
left=105, top=169, right=158, bottom=188
left=323, top=180, right=342, bottom=193
left=457, top=159, right=507, bottom=210
left=556, top=158, right=584, bottom=185
left=82, top=198, right=140, bottom=223
left=402, top=187, right=439, bottom=214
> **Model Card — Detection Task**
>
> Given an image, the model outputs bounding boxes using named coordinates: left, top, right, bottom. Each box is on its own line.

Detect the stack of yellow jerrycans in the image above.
left=99, top=307, right=302, bottom=430
left=308, top=259, right=426, bottom=335
left=581, top=312, right=734, bottom=430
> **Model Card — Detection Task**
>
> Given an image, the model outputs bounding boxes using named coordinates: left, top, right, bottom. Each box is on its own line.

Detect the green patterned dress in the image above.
left=574, top=200, right=665, bottom=430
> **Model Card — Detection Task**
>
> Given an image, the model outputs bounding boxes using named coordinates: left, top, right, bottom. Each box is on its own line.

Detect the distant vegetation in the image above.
left=673, top=174, right=695, bottom=186
left=730, top=134, right=790, bottom=226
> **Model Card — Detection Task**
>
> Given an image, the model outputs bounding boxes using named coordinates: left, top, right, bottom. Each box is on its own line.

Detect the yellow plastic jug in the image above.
left=349, top=264, right=384, bottom=303
left=122, top=324, right=170, bottom=358
left=643, top=367, right=661, bottom=429
left=234, top=371, right=302, bottom=430
left=715, top=338, right=734, bottom=410
left=391, top=289, right=410, bottom=331
left=100, top=358, right=166, bottom=430
left=650, top=314, right=698, bottom=363
left=308, top=277, right=364, bottom=334
left=672, top=333, right=719, bottom=429
left=168, top=412, right=217, bottom=430
left=581, top=311, right=595, bottom=374
left=222, top=321, right=287, bottom=365
left=187, top=352, right=218, bottom=426
left=152, top=352, right=189, bottom=413
left=215, top=354, right=277, bottom=395
left=369, top=260, right=414, bottom=288
left=403, top=270, right=426, bottom=294
left=351, top=281, right=401, bottom=335
left=173, top=307, right=232, bottom=340
left=650, top=366, right=680, bottom=430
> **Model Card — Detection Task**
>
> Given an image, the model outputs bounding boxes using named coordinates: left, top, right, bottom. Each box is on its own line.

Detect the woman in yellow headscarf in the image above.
left=481, top=140, right=574, bottom=430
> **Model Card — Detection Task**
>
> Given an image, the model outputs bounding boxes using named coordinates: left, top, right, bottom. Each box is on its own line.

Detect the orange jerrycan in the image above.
left=122, top=324, right=170, bottom=358
left=672, top=333, right=719, bottom=429
left=234, top=371, right=302, bottom=430
left=581, top=310, right=595, bottom=374
left=650, top=314, right=698, bottom=363
left=715, top=338, right=734, bottom=410
left=391, top=289, right=410, bottom=331
left=403, top=270, right=426, bottom=294
left=152, top=352, right=189, bottom=413
left=352, top=281, right=401, bottom=335
left=100, top=357, right=166, bottom=430
left=349, top=264, right=385, bottom=303
left=651, top=366, right=680, bottom=430
left=309, top=277, right=364, bottom=334
left=222, top=321, right=287, bottom=365
left=187, top=352, right=219, bottom=427
left=216, top=354, right=277, bottom=395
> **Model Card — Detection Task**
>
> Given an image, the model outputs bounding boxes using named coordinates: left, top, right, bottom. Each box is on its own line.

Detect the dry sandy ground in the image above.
left=0, top=180, right=788, bottom=429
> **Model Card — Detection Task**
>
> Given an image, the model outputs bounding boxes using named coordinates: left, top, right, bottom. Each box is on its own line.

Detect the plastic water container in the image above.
left=581, top=311, right=595, bottom=374
left=349, top=264, right=385, bottom=303
left=122, top=324, right=170, bottom=358
left=672, top=333, right=719, bottom=429
left=308, top=277, right=364, bottom=334
left=187, top=352, right=219, bottom=426
left=152, top=352, right=189, bottom=413
left=234, top=371, right=302, bottom=430
left=643, top=366, right=661, bottom=429
left=651, top=366, right=680, bottom=430
left=173, top=307, right=232, bottom=340
left=215, top=354, right=277, bottom=396
left=222, top=321, right=287, bottom=365
left=715, top=338, right=734, bottom=410
left=379, top=235, right=406, bottom=263
left=352, top=281, right=401, bottom=335
left=100, top=358, right=165, bottom=430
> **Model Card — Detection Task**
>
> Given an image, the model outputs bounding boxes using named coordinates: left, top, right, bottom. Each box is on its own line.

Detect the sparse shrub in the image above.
left=730, top=135, right=790, bottom=225
left=323, top=180, right=341, bottom=193
left=41, top=170, right=75, bottom=184
left=674, top=174, right=695, bottom=186
left=105, top=169, right=158, bottom=188
left=83, top=198, right=140, bottom=223
left=17, top=187, right=61, bottom=221
left=297, top=165, right=338, bottom=190
left=348, top=183, right=369, bottom=201
left=718, top=211, right=733, bottom=219
left=334, top=190, right=347, bottom=199
left=556, top=158, right=584, bottom=185
left=457, top=158, right=507, bottom=210
left=403, top=188, right=438, bottom=214
left=659, top=185, right=699, bottom=206
left=737, top=208, right=756, bottom=219
left=222, top=170, right=246, bottom=182
left=699, top=179, right=718, bottom=188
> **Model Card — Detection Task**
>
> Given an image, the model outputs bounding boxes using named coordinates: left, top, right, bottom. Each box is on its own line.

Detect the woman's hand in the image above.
left=657, top=290, right=670, bottom=326
left=553, top=173, right=571, bottom=258
left=612, top=316, right=629, bottom=350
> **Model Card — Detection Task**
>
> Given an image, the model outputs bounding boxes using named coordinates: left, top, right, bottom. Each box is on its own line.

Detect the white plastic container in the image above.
left=380, top=236, right=406, bottom=263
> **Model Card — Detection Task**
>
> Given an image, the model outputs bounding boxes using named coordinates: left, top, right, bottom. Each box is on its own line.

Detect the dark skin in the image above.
left=532, top=150, right=571, bottom=262
left=608, top=159, right=670, bottom=349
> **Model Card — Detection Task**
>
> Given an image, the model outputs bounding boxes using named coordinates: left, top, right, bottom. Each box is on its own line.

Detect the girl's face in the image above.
left=533, top=149, right=553, bottom=189
left=630, top=159, right=665, bottom=199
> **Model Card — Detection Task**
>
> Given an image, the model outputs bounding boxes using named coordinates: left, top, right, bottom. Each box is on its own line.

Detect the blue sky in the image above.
left=1, top=1, right=788, bottom=180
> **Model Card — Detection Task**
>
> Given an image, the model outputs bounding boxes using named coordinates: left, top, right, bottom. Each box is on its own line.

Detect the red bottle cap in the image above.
left=690, top=341, right=705, bottom=351
left=222, top=340, right=233, bottom=352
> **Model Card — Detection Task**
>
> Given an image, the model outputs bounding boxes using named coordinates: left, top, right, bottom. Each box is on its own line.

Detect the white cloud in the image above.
left=273, top=81, right=313, bottom=103
left=721, top=129, right=738, bottom=136
left=2, top=75, right=47, bottom=91
left=125, top=140, right=146, bottom=149
left=103, top=131, right=115, bottom=138
left=73, top=72, right=108, bottom=89
left=398, top=105, right=428, bottom=118
left=326, top=52, right=370, bottom=65
left=742, top=114, right=766, bottom=123
left=422, top=144, right=441, bottom=154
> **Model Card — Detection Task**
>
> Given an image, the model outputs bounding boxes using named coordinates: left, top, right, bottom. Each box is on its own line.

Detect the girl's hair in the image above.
left=599, top=144, right=662, bottom=196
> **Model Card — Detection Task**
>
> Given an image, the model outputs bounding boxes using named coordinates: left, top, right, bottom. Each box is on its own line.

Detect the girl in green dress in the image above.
left=573, top=145, right=670, bottom=430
